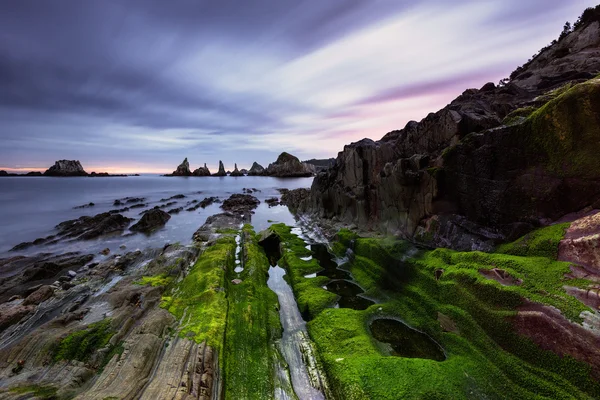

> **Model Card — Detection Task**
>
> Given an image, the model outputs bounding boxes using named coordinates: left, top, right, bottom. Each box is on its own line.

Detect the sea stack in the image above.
left=43, top=160, right=88, bottom=176
left=213, top=160, right=227, bottom=176
left=193, top=163, right=211, bottom=176
left=264, top=152, right=315, bottom=177
left=171, top=158, right=192, bottom=176
left=230, top=163, right=244, bottom=176
left=248, top=162, right=265, bottom=176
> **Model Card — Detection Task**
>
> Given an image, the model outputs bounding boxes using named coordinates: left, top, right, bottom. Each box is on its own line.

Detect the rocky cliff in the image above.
left=193, top=163, right=211, bottom=176
left=265, top=152, right=315, bottom=178
left=170, top=158, right=192, bottom=176
left=44, top=160, right=88, bottom=177
left=248, top=162, right=265, bottom=176
left=302, top=15, right=600, bottom=250
left=230, top=163, right=244, bottom=176
left=213, top=160, right=227, bottom=177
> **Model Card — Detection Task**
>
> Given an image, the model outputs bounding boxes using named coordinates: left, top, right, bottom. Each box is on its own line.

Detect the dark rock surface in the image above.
left=264, top=152, right=315, bottom=177
left=44, top=160, right=87, bottom=177
left=193, top=163, right=211, bottom=176
left=230, top=163, right=244, bottom=176
left=193, top=212, right=244, bottom=242
left=265, top=197, right=279, bottom=207
left=280, top=188, right=310, bottom=214
left=130, top=209, right=171, bottom=233
left=221, top=194, right=260, bottom=214
left=0, top=170, right=7, bottom=176
left=199, top=197, right=220, bottom=208
left=213, top=160, right=227, bottom=176
left=301, top=20, right=600, bottom=250
left=248, top=162, right=265, bottom=176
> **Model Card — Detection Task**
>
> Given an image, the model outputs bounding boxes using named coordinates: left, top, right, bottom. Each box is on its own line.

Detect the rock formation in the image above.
left=44, top=160, right=88, bottom=176
left=230, top=163, right=244, bottom=176
left=248, top=162, right=265, bottom=176
left=264, top=152, right=315, bottom=177
left=0, top=170, right=8, bottom=176
left=300, top=17, right=600, bottom=250
left=170, top=157, right=192, bottom=176
left=213, top=160, right=227, bottom=176
left=192, top=163, right=211, bottom=176
left=130, top=209, right=171, bottom=233
left=221, top=194, right=260, bottom=214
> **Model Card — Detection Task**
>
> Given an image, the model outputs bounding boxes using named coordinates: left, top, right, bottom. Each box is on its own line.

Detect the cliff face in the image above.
left=171, top=158, right=192, bottom=176
left=303, top=18, right=600, bottom=250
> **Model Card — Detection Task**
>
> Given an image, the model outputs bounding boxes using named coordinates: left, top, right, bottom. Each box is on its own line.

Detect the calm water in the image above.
left=0, top=175, right=312, bottom=256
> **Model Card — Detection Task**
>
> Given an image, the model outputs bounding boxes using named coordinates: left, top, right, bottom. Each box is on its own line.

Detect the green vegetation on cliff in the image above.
left=525, top=77, right=600, bottom=178
left=273, top=225, right=599, bottom=399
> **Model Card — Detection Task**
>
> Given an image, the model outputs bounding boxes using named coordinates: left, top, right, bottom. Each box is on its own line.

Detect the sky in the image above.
left=0, top=0, right=597, bottom=173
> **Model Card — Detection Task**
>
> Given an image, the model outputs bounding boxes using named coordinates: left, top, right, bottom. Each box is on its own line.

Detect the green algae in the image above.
left=160, top=237, right=233, bottom=349
left=136, top=274, right=173, bottom=287
left=300, top=228, right=600, bottom=399
left=53, top=319, right=115, bottom=363
left=10, top=384, right=59, bottom=399
left=269, top=224, right=337, bottom=319
left=223, top=225, right=280, bottom=400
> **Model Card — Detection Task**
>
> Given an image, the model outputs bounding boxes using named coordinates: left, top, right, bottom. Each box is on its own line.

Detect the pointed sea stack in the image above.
left=230, top=163, right=244, bottom=176
left=248, top=162, right=265, bottom=176
left=264, top=152, right=315, bottom=177
left=44, top=160, right=88, bottom=176
left=170, top=158, right=192, bottom=176
left=193, top=163, right=211, bottom=176
left=213, top=160, right=227, bottom=176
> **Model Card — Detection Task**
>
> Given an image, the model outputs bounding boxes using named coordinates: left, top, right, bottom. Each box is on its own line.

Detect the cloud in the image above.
left=0, top=0, right=597, bottom=172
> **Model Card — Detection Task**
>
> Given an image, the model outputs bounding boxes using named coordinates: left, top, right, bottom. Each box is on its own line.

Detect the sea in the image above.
left=0, top=175, right=313, bottom=257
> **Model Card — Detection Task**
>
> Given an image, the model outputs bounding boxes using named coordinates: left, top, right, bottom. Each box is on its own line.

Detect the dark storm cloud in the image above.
left=0, top=0, right=597, bottom=172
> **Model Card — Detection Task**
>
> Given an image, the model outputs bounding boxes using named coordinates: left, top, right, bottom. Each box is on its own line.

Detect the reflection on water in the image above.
left=370, top=318, right=446, bottom=361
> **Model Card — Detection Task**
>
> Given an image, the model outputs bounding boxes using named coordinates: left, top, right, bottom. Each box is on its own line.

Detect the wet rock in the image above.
left=0, top=303, right=35, bottom=332
left=167, top=206, right=184, bottom=214
left=43, top=160, right=88, bottom=176
left=221, top=194, right=260, bottom=213
left=264, top=152, right=315, bottom=177
left=193, top=163, right=211, bottom=176
left=23, top=285, right=55, bottom=305
left=248, top=162, right=265, bottom=176
left=193, top=213, right=244, bottom=242
left=74, top=202, right=95, bottom=209
left=160, top=194, right=186, bottom=202
left=230, top=163, right=244, bottom=177
left=559, top=210, right=600, bottom=274
left=55, top=212, right=133, bottom=240
left=130, top=209, right=171, bottom=233
left=213, top=160, right=227, bottom=177
left=265, top=197, right=280, bottom=207
left=100, top=248, right=110, bottom=256
left=280, top=188, right=310, bottom=213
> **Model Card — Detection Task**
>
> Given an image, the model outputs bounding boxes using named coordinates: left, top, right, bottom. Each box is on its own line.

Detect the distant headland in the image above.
left=0, top=160, right=138, bottom=177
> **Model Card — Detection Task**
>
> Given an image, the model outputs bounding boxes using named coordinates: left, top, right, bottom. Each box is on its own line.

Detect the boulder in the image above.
left=130, top=209, right=171, bottom=233
left=171, top=157, right=192, bottom=176
left=240, top=169, right=248, bottom=175
left=193, top=163, right=211, bottom=176
left=43, top=160, right=88, bottom=176
left=230, top=163, right=244, bottom=177
left=221, top=194, right=260, bottom=213
left=264, top=152, right=315, bottom=177
left=213, top=160, right=227, bottom=176
left=23, top=285, right=55, bottom=306
left=248, top=162, right=265, bottom=176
